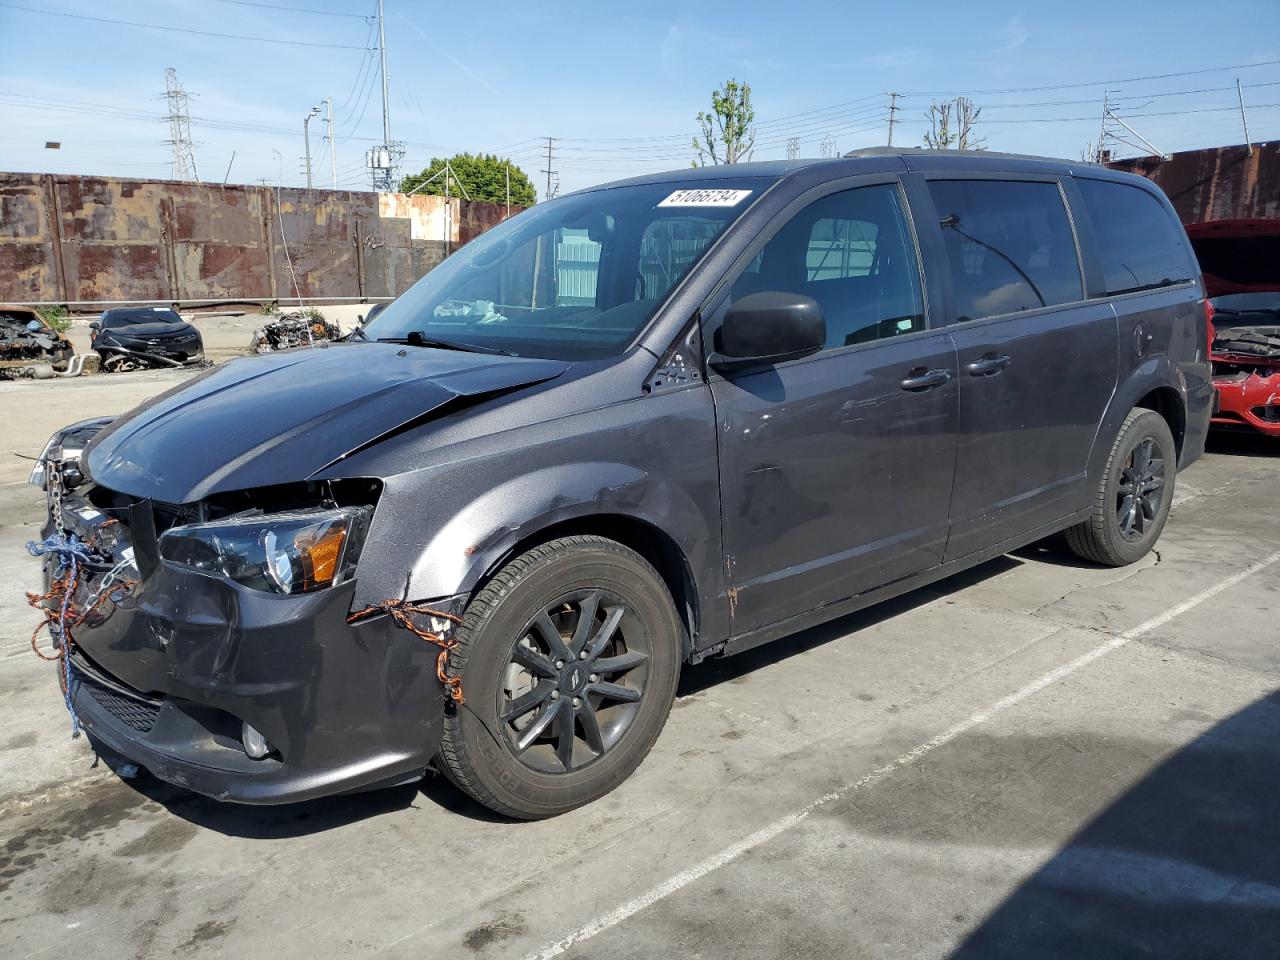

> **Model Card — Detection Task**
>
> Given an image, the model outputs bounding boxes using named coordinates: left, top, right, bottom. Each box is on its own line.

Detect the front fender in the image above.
left=402, top=460, right=714, bottom=603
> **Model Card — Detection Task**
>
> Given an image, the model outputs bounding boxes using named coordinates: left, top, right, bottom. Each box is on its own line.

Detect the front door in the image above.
left=919, top=177, right=1119, bottom=560
left=708, top=180, right=959, bottom=636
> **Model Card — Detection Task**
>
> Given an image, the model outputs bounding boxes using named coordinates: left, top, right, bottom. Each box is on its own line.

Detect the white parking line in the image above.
left=524, top=550, right=1280, bottom=960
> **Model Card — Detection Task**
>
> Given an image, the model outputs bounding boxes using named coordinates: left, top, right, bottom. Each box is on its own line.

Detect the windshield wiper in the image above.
left=1213, top=307, right=1280, bottom=317
left=345, top=325, right=369, bottom=341
left=382, top=331, right=514, bottom=356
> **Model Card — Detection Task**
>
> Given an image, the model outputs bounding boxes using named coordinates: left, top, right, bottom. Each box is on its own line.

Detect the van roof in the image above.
left=576, top=148, right=1146, bottom=195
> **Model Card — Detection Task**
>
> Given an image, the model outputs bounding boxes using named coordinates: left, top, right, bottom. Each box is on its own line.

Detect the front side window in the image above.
left=363, top=179, right=770, bottom=360
left=727, top=183, right=925, bottom=349
left=1076, top=178, right=1196, bottom=296
left=929, top=180, right=1083, bottom=322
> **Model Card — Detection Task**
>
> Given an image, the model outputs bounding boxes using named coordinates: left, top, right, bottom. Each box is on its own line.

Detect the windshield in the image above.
left=1211, top=291, right=1280, bottom=323
left=362, top=179, right=771, bottom=360
left=102, top=307, right=183, bottom=328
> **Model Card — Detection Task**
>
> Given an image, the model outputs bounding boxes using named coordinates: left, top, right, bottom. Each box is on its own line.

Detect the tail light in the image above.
left=1204, top=299, right=1216, bottom=360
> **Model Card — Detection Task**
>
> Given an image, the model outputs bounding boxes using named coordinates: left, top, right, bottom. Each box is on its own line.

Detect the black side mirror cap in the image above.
left=708, top=291, right=826, bottom=373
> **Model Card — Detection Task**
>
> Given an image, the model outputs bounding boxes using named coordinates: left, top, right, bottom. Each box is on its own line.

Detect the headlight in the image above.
left=30, top=417, right=115, bottom=488
left=159, top=506, right=371, bottom=594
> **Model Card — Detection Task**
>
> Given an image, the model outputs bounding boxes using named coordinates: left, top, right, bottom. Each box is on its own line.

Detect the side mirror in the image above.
left=709, top=291, right=826, bottom=372
left=89, top=321, right=100, bottom=331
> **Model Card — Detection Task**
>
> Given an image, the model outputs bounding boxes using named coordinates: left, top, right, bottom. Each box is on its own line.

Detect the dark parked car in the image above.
left=91, top=306, right=204, bottom=371
left=32, top=151, right=1212, bottom=818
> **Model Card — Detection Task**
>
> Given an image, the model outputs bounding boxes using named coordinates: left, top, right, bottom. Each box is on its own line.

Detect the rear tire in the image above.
left=437, top=536, right=682, bottom=819
left=1066, top=407, right=1176, bottom=566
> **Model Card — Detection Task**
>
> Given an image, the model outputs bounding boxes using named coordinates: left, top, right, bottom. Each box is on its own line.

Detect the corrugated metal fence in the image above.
left=0, top=172, right=520, bottom=305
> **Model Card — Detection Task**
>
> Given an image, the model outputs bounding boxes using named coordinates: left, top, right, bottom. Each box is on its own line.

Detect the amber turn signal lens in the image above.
left=297, top=525, right=348, bottom=589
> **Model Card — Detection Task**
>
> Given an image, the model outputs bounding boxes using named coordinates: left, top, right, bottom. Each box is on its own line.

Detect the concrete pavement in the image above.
left=0, top=407, right=1277, bottom=957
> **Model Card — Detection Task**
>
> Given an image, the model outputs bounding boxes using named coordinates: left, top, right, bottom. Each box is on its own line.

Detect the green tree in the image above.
left=693, top=79, right=755, bottom=166
left=399, top=153, right=536, bottom=206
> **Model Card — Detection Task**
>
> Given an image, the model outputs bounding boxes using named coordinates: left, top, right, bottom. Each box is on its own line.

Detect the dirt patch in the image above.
left=180, top=918, right=234, bottom=952
left=463, top=911, right=527, bottom=952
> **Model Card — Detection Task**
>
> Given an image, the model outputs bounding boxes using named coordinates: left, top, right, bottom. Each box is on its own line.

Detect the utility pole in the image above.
left=1236, top=78, right=1253, bottom=156
left=886, top=91, right=899, bottom=146
left=541, top=137, right=557, bottom=201
left=326, top=96, right=337, bottom=187
left=366, top=0, right=401, bottom=191
left=505, top=160, right=511, bottom=217
left=163, top=67, right=199, bottom=181
left=303, top=105, right=320, bottom=191
left=1096, top=91, right=1110, bottom=163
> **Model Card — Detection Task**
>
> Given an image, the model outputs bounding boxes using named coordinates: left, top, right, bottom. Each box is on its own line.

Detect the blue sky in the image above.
left=1, top=0, right=1278, bottom=197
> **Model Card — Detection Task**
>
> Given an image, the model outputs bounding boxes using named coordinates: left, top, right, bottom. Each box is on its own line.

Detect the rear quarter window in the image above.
left=1075, top=179, right=1196, bottom=295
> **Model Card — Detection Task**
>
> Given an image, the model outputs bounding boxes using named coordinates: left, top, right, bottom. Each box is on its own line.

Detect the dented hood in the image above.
left=86, top=342, right=568, bottom=502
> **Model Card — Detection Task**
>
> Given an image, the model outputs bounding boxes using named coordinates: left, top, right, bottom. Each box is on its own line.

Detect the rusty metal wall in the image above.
left=1107, top=142, right=1280, bottom=225
left=0, top=172, right=519, bottom=304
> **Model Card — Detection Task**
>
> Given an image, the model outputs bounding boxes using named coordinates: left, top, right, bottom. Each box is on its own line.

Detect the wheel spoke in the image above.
left=568, top=591, right=601, bottom=656
left=515, top=699, right=559, bottom=752
left=578, top=699, right=605, bottom=754
left=584, top=606, right=626, bottom=663
left=555, top=698, right=576, bottom=771
left=588, top=680, right=642, bottom=703
left=512, top=644, right=557, bottom=678
left=592, top=649, right=648, bottom=676
left=1119, top=495, right=1138, bottom=535
left=530, top=610, right=573, bottom=663
left=502, top=679, right=555, bottom=722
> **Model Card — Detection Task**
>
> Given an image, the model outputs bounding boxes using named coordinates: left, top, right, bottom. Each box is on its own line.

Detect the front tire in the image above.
left=1066, top=407, right=1177, bottom=566
left=437, top=536, right=682, bottom=819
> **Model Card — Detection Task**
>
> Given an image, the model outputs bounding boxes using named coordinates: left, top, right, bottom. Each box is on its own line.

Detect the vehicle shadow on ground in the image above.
left=678, top=554, right=1024, bottom=697
left=950, top=690, right=1280, bottom=959
left=1206, top=430, right=1280, bottom=459
left=105, top=753, right=437, bottom=837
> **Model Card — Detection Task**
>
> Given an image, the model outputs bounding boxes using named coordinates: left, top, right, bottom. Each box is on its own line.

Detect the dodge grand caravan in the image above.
left=30, top=150, right=1212, bottom=818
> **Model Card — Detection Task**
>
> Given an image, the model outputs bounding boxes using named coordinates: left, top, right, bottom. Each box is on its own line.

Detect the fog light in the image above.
left=242, top=722, right=271, bottom=760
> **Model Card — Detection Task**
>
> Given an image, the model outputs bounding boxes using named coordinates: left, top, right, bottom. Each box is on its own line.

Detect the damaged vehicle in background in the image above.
left=91, top=306, right=205, bottom=372
left=249, top=310, right=341, bottom=353
left=1, top=304, right=74, bottom=379
left=1188, top=219, right=1280, bottom=437
left=29, top=152, right=1210, bottom=819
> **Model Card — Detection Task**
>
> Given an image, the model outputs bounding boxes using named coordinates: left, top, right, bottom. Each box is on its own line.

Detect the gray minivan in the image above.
left=32, top=150, right=1213, bottom=818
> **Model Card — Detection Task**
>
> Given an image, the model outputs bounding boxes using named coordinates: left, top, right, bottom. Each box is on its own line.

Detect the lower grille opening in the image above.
left=76, top=670, right=161, bottom=733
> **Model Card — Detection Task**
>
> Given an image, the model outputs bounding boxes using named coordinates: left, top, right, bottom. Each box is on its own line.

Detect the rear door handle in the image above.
left=900, top=368, right=953, bottom=392
left=965, top=354, right=1011, bottom=377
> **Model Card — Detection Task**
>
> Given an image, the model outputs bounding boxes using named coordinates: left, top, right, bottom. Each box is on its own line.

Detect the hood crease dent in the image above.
left=85, top=343, right=568, bottom=503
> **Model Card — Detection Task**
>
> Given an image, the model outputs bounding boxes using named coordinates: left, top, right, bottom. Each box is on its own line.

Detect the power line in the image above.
left=211, top=0, right=372, bottom=17
left=0, top=1, right=374, bottom=50
left=900, top=58, right=1280, bottom=96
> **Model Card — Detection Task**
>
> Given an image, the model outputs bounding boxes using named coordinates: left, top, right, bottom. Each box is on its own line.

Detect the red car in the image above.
left=1188, top=219, right=1280, bottom=436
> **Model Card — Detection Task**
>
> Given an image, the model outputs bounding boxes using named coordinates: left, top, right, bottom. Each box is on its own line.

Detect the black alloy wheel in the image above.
left=500, top=589, right=649, bottom=774
left=437, top=536, right=682, bottom=819
left=1066, top=406, right=1177, bottom=566
left=1115, top=437, right=1165, bottom=542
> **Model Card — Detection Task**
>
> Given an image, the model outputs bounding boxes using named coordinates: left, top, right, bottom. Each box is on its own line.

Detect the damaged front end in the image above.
left=249, top=312, right=342, bottom=353
left=1210, top=326, right=1280, bottom=435
left=0, top=304, right=74, bottom=380
left=28, top=423, right=464, bottom=803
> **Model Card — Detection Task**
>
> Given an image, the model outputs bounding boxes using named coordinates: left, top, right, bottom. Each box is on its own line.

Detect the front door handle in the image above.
left=900, top=368, right=952, bottom=392
left=965, top=354, right=1011, bottom=377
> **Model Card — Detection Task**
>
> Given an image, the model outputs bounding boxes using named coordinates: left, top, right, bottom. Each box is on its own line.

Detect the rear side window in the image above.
left=1075, top=179, right=1195, bottom=295
left=928, top=180, right=1083, bottom=322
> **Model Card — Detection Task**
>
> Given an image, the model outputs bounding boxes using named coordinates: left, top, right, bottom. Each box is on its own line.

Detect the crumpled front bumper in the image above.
left=1212, top=370, right=1280, bottom=437
left=43, top=498, right=461, bottom=805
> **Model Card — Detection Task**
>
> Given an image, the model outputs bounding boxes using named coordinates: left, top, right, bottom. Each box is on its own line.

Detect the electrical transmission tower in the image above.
left=163, top=67, right=199, bottom=181
left=820, top=135, right=836, bottom=158
left=786, top=137, right=800, bottom=160
left=541, top=137, right=559, bottom=200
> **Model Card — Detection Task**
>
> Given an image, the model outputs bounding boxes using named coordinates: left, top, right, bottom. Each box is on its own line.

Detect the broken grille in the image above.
left=77, top=672, right=161, bottom=733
